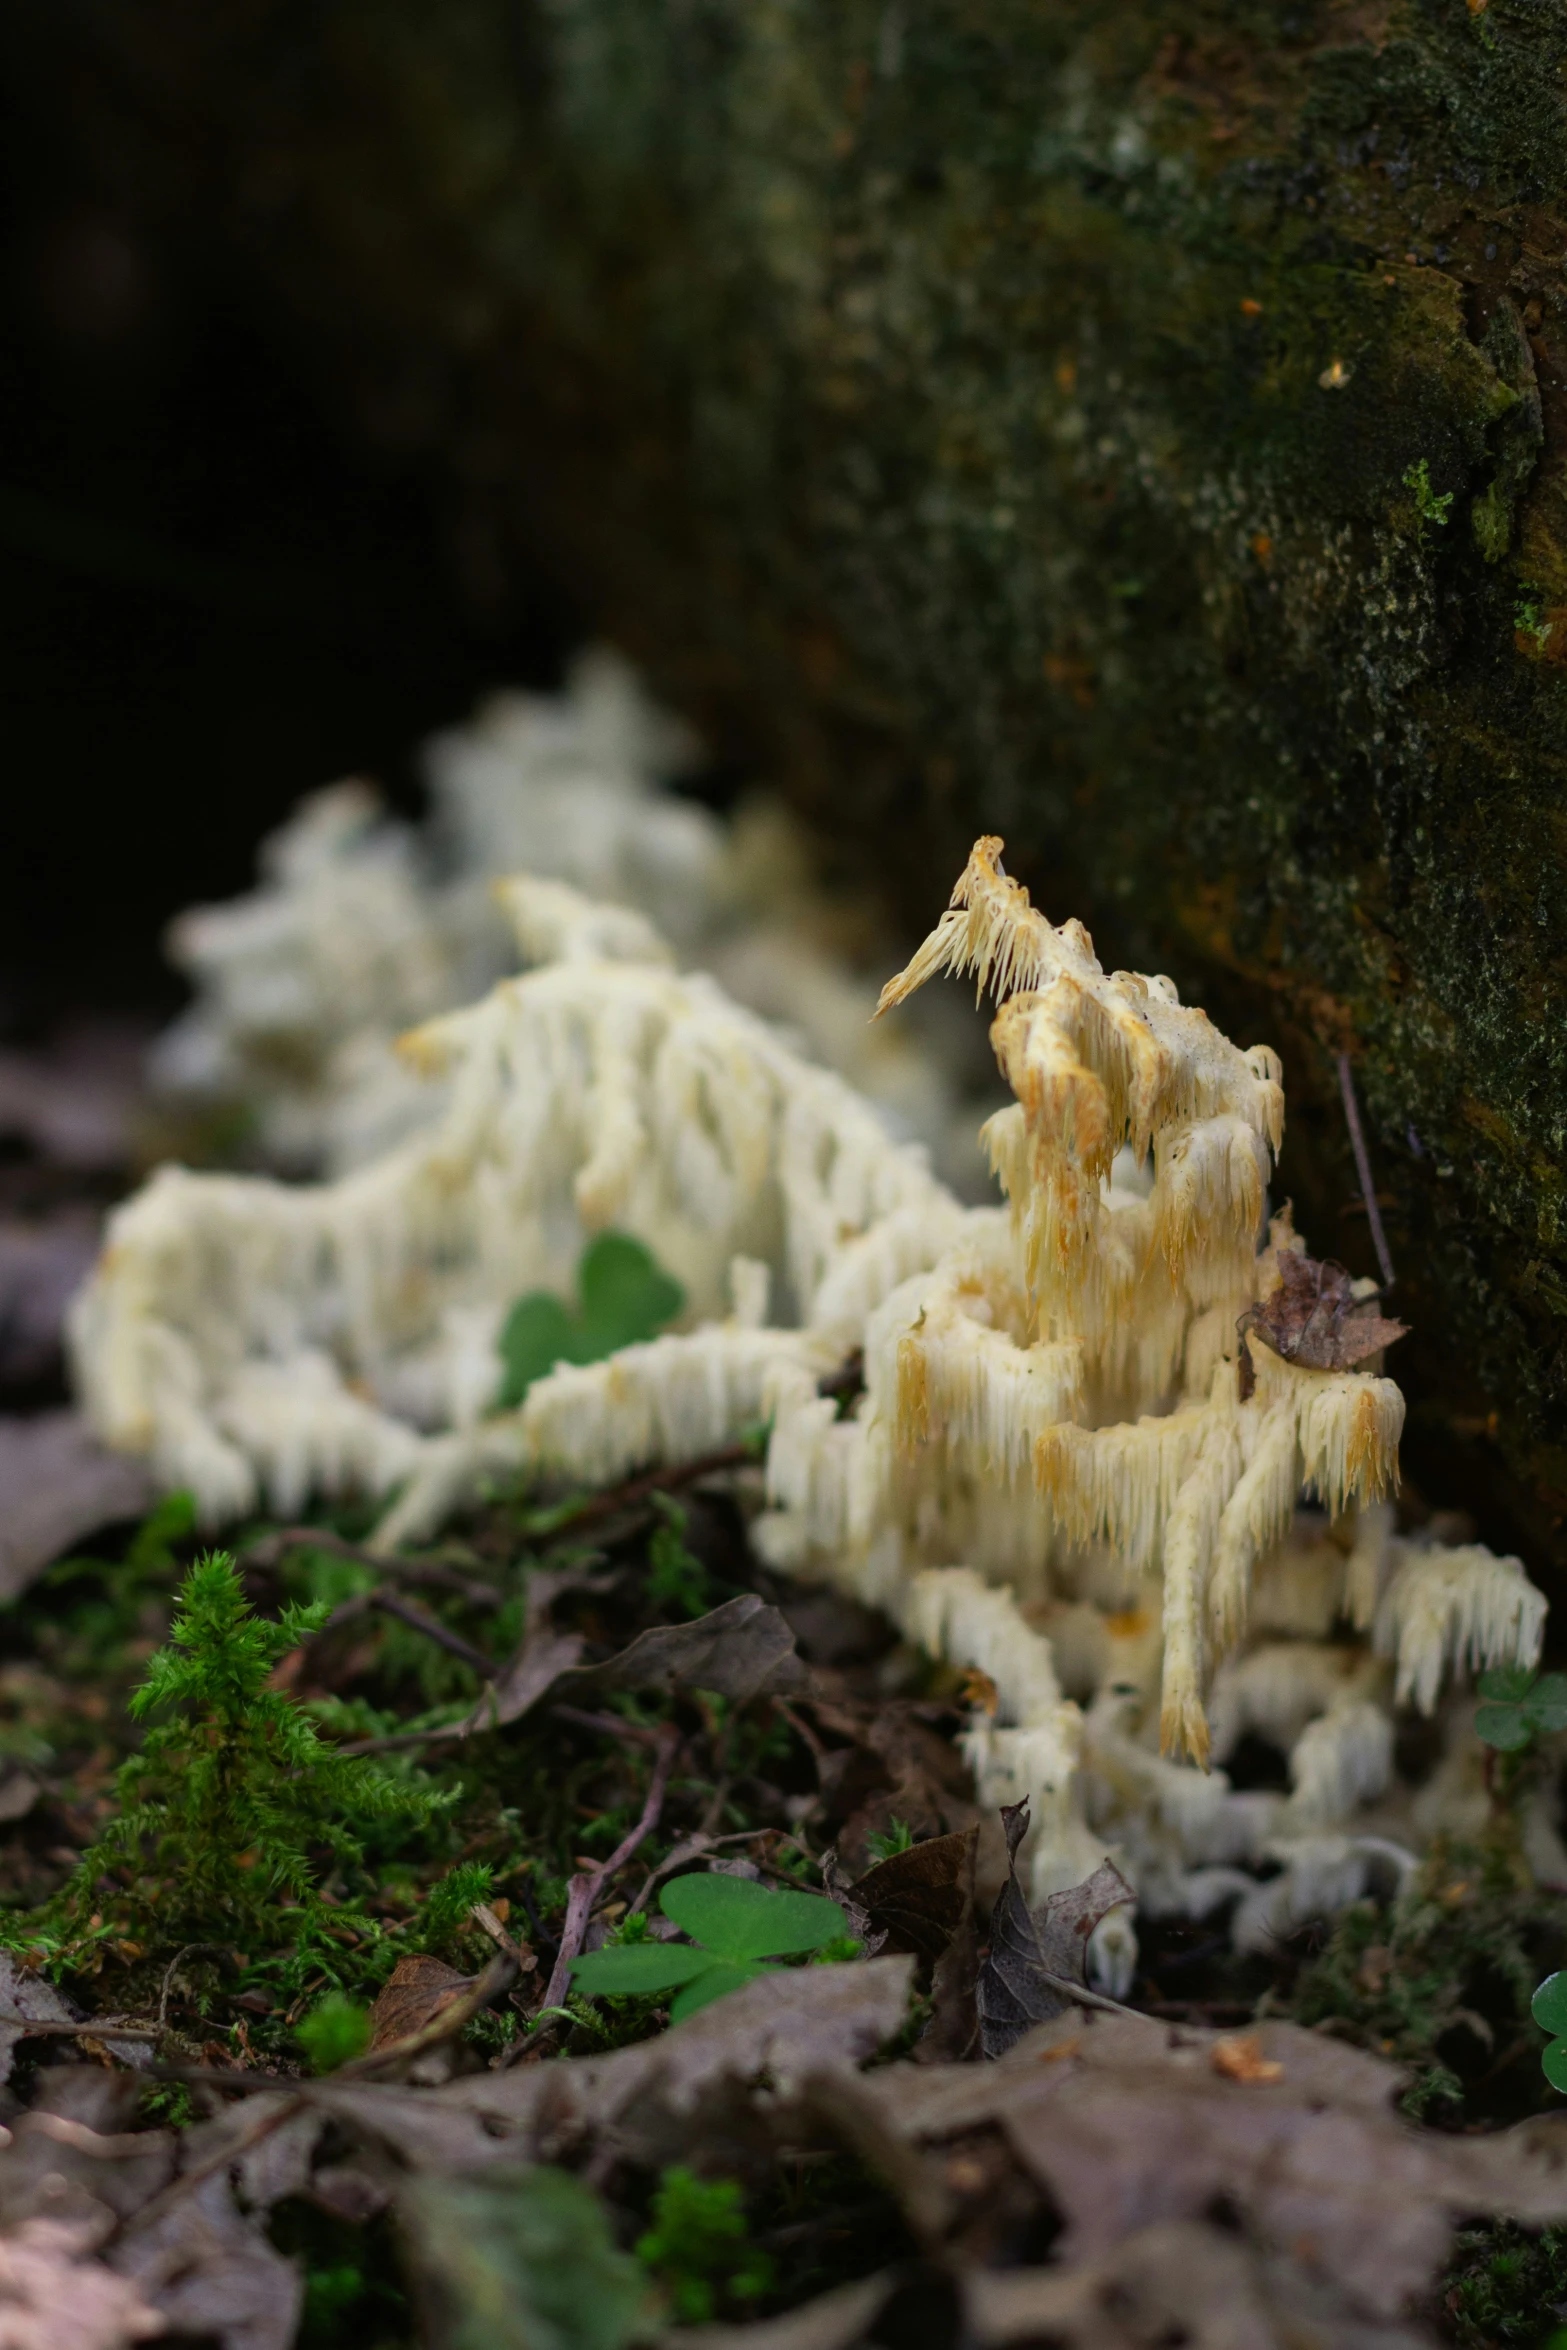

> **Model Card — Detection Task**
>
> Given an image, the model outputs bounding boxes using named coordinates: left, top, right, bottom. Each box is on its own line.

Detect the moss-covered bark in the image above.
left=20, top=0, right=1567, bottom=1558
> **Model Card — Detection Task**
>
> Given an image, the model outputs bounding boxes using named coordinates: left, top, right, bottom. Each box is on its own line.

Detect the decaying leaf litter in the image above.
left=0, top=1422, right=1560, bottom=2348
left=0, top=743, right=1565, bottom=2345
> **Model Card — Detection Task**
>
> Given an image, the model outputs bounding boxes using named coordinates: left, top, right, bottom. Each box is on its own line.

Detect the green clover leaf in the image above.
left=1474, top=1667, right=1566, bottom=1752
left=497, top=1232, right=685, bottom=1408
left=570, top=1871, right=847, bottom=2022
left=1532, top=1973, right=1567, bottom=2095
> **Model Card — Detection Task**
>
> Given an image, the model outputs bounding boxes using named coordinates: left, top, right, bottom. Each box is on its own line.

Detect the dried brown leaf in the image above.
left=0, top=1414, right=154, bottom=1605
left=975, top=1805, right=1133, bottom=2059
left=368, top=1956, right=473, bottom=2052
left=317, top=1955, right=917, bottom=2176
left=961, top=2218, right=1435, bottom=2347
left=660, top=2270, right=894, bottom=2350
left=0, top=1954, right=79, bottom=2090
left=109, top=2173, right=300, bottom=2350
left=1238, top=1251, right=1407, bottom=1397
left=863, top=2008, right=1567, bottom=2320
left=851, top=1829, right=977, bottom=1971
left=456, top=1593, right=806, bottom=1741
left=580, top=1593, right=808, bottom=1704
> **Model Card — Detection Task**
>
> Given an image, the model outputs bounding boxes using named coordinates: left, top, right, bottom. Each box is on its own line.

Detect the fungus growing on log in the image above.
left=72, top=839, right=1550, bottom=1981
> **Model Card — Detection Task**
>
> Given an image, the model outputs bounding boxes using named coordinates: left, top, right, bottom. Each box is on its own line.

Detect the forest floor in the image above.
left=0, top=1031, right=1566, bottom=2350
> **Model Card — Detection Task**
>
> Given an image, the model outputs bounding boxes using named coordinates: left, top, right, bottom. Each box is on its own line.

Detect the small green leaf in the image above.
left=577, top=1232, right=685, bottom=1350
left=569, top=1944, right=714, bottom=1998
left=1545, top=2037, right=1567, bottom=2097
left=1477, top=1664, right=1536, bottom=1704
left=1525, top=1673, right=1567, bottom=1733
left=497, top=1295, right=581, bottom=1408
left=1475, top=1704, right=1534, bottom=1750
left=496, top=1233, right=685, bottom=1407
left=669, top=1960, right=779, bottom=2023
left=1533, top=1973, right=1567, bottom=2039
left=660, top=1872, right=845, bottom=1961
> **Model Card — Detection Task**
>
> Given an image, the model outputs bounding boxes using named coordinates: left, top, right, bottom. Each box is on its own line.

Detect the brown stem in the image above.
left=549, top=1703, right=666, bottom=1749
left=530, top=1444, right=754, bottom=1540
left=537, top=1725, right=680, bottom=2013
left=244, top=1526, right=502, bottom=1610
left=368, top=1592, right=495, bottom=1676
left=1337, top=1053, right=1397, bottom=1293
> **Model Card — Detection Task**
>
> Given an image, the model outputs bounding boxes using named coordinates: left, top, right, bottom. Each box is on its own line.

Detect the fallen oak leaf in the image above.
left=976, top=1803, right=1134, bottom=2060
left=1237, top=1249, right=1406, bottom=1400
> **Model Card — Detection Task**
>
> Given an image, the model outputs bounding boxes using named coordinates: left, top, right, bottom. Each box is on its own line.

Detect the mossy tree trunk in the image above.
left=18, top=0, right=1567, bottom=1562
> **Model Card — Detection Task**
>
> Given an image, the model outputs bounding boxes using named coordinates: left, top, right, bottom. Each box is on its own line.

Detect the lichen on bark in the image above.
left=15, top=0, right=1567, bottom=1564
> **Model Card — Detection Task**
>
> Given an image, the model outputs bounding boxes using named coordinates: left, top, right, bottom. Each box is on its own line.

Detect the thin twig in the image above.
left=1034, top=1971, right=1150, bottom=2023
left=0, top=2016, right=161, bottom=2042
left=628, top=1825, right=817, bottom=1914
left=1337, top=1052, right=1397, bottom=1292
left=538, top=1725, right=680, bottom=2013
left=243, top=1525, right=502, bottom=1610
left=470, top=1901, right=537, bottom=1978
left=528, top=1445, right=755, bottom=1541
left=549, top=1703, right=666, bottom=1749
left=368, top=1592, right=495, bottom=1676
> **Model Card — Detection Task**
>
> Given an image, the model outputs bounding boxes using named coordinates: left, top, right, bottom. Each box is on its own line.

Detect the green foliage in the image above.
left=400, top=2166, right=649, bottom=2350
left=645, top=1494, right=710, bottom=1619
left=297, top=1989, right=373, bottom=2073
left=809, top=1935, right=865, bottom=1966
left=865, top=1818, right=915, bottom=1863
left=570, top=1870, right=846, bottom=2022
left=1403, top=457, right=1454, bottom=535
left=496, top=1231, right=684, bottom=1408
left=1476, top=1668, right=1567, bottom=1753
left=417, top=1861, right=495, bottom=1954
left=1445, top=2220, right=1567, bottom=2349
left=1534, top=1973, right=1567, bottom=2096
left=66, top=1552, right=445, bottom=1948
left=1288, top=1840, right=1561, bottom=2121
left=635, top=2167, right=772, bottom=2325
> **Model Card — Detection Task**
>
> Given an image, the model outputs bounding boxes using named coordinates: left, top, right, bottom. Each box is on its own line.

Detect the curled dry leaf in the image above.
left=368, top=1956, right=473, bottom=2052
left=446, top=1593, right=807, bottom=1744
left=1237, top=1250, right=1406, bottom=1400
left=851, top=1826, right=982, bottom=2064
left=851, top=1830, right=977, bottom=1973
left=976, top=1805, right=1134, bottom=2060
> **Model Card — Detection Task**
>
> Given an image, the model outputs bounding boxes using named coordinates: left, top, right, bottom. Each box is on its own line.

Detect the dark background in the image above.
left=0, top=65, right=574, bottom=1033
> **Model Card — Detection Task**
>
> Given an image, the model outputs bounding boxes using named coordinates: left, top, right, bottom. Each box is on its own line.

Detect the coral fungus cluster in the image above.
left=74, top=835, right=1548, bottom=1982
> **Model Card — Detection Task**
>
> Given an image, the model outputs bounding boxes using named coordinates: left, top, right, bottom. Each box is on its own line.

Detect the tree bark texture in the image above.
left=17, top=0, right=1567, bottom=1563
